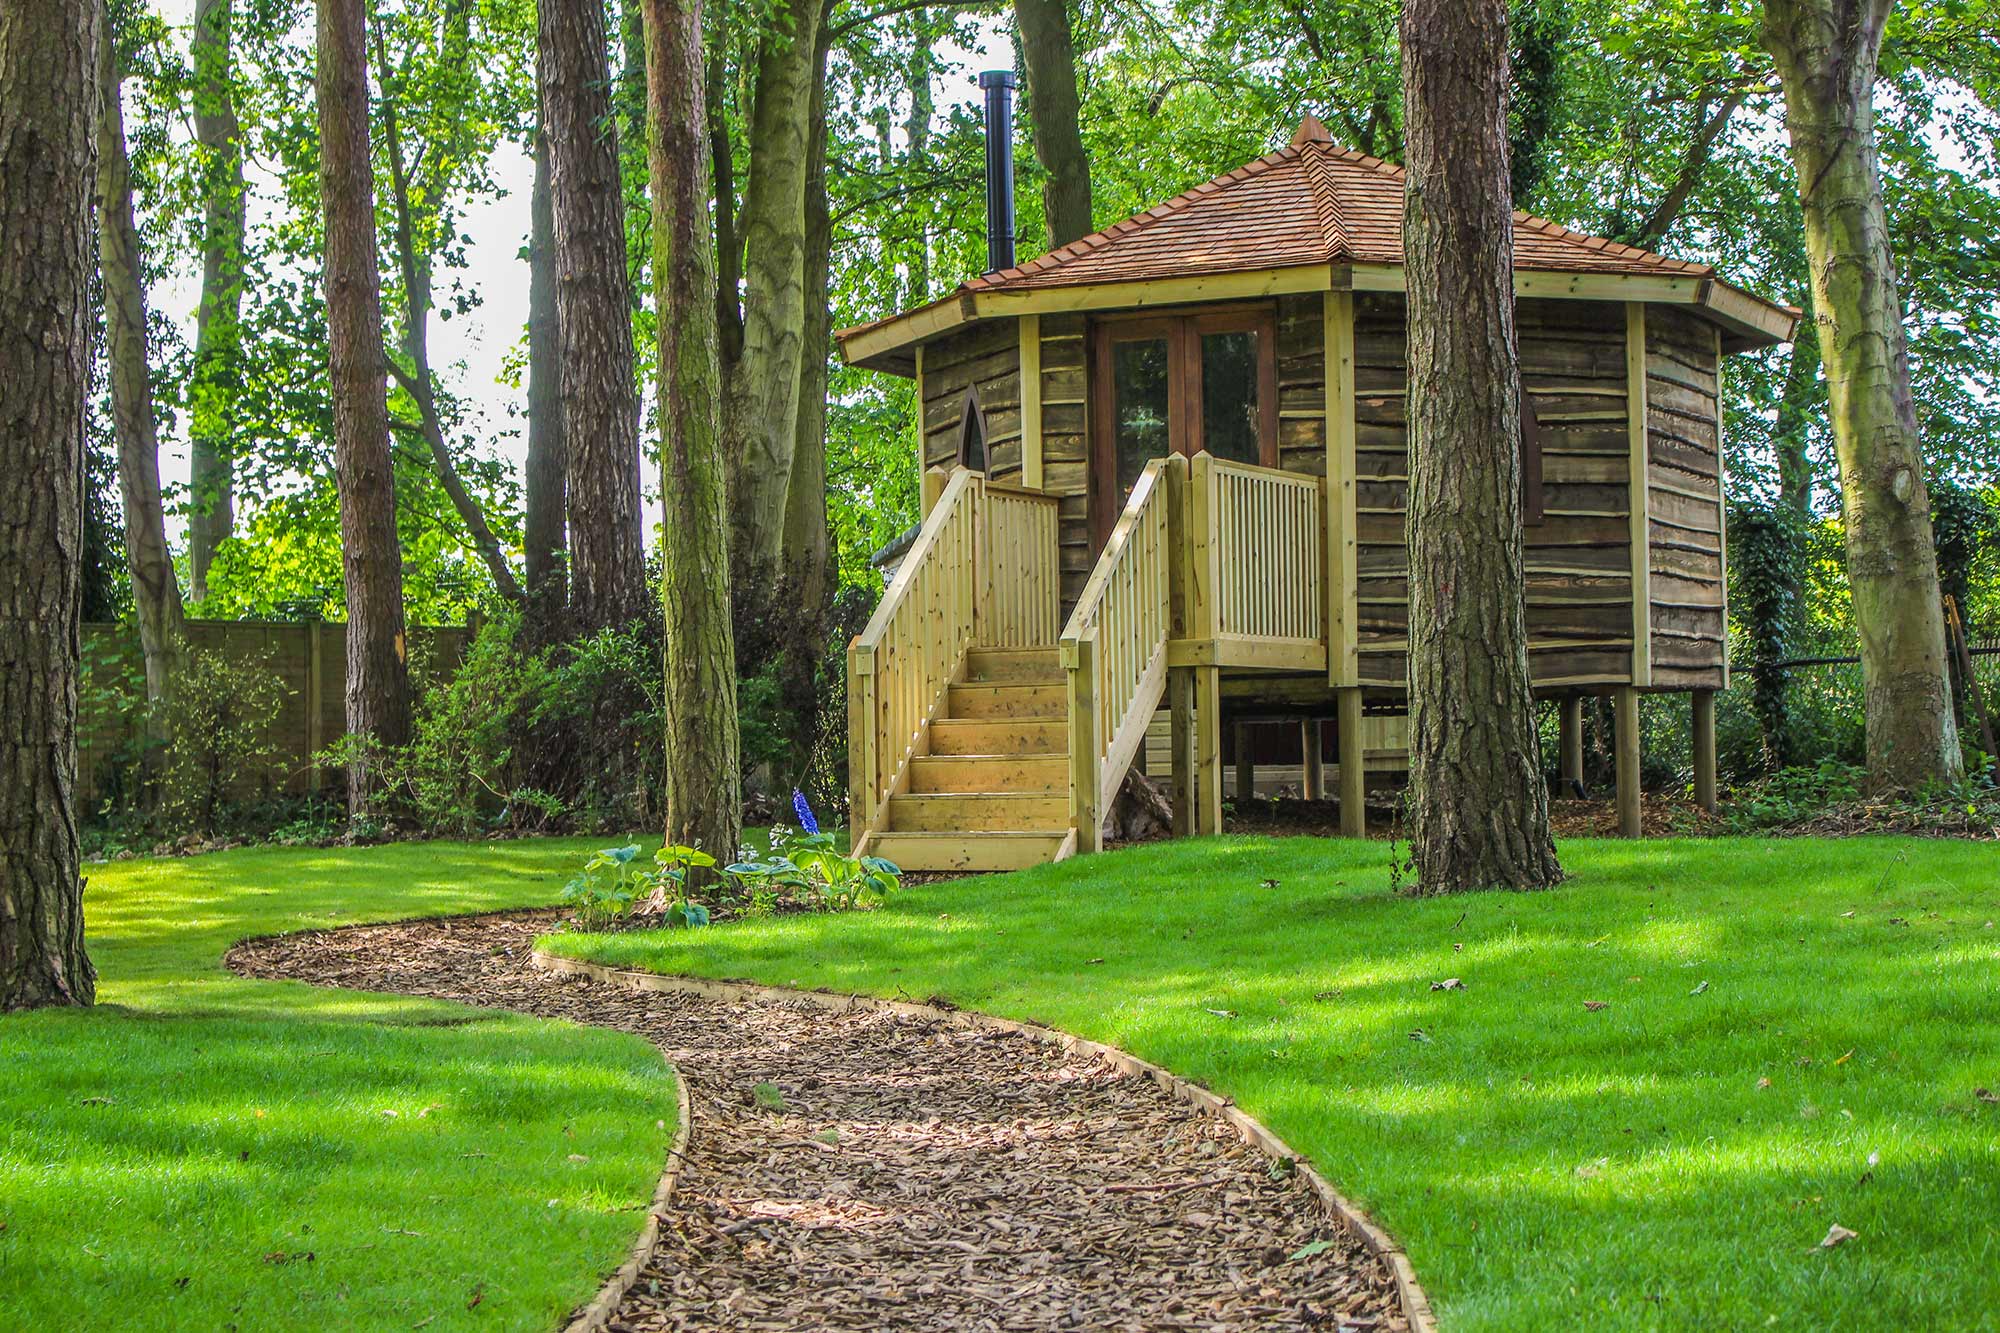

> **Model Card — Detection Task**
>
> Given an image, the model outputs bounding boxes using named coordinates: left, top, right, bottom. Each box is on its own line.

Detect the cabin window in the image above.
left=1088, top=306, right=1278, bottom=541
left=956, top=387, right=987, bottom=474
left=1521, top=395, right=1545, bottom=525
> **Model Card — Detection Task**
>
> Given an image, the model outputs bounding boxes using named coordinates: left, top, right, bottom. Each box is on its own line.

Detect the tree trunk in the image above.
left=1015, top=0, right=1094, bottom=249
left=187, top=0, right=244, bottom=601
left=0, top=0, right=99, bottom=1009
left=722, top=0, right=825, bottom=611
left=1762, top=0, right=1962, bottom=791
left=1399, top=0, right=1562, bottom=893
left=1773, top=308, right=1820, bottom=518
left=318, top=0, right=412, bottom=813
left=644, top=0, right=742, bottom=866
left=524, top=129, right=568, bottom=633
left=541, top=0, right=647, bottom=633
left=94, top=12, right=188, bottom=756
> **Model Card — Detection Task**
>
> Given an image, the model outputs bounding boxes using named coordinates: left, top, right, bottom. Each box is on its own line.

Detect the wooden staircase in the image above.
left=867, top=647, right=1077, bottom=872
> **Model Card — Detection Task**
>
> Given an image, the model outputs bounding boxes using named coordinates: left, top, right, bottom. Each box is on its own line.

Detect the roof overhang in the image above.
left=837, top=263, right=1799, bottom=374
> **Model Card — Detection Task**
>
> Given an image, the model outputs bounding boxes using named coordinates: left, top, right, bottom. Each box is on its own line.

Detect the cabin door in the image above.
left=1087, top=306, right=1279, bottom=548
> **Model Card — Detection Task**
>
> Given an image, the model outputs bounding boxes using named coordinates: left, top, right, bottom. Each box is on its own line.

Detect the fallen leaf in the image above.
left=80, top=1096, right=116, bottom=1107
left=1583, top=1000, right=1610, bottom=1012
left=1834, top=1050, right=1854, bottom=1066
left=1408, top=1028, right=1431, bottom=1042
left=1204, top=1007, right=1238, bottom=1019
left=1757, top=1077, right=1771, bottom=1089
left=1840, top=910, right=1855, bottom=918
left=1086, top=957, right=1105, bottom=965
left=1819, top=1223, right=1858, bottom=1249
left=1975, top=1087, right=1998, bottom=1104
left=1575, top=1157, right=1609, bottom=1179
left=1431, top=978, right=1466, bottom=992
left=1288, top=1238, right=1336, bottom=1261
left=567, top=1153, right=589, bottom=1163
left=466, top=1283, right=484, bottom=1310
left=1260, top=879, right=1281, bottom=889
left=1690, top=980, right=1710, bottom=996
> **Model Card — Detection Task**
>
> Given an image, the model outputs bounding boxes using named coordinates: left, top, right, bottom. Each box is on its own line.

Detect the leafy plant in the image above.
left=160, top=646, right=290, bottom=835
left=648, top=845, right=715, bottom=928
left=728, top=824, right=901, bottom=914
left=559, top=844, right=649, bottom=931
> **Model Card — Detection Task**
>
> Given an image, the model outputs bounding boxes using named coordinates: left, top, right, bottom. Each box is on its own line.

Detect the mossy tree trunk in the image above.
left=645, top=0, right=742, bottom=866
left=0, top=0, right=99, bottom=1008
left=1762, top=0, right=1962, bottom=791
left=317, top=0, right=412, bottom=813
left=1400, top=0, right=1562, bottom=893
left=1015, top=0, right=1094, bottom=249
left=95, top=12, right=189, bottom=762
left=187, top=0, right=244, bottom=602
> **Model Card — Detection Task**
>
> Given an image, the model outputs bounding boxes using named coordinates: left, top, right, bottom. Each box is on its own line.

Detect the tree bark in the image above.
left=722, top=0, right=825, bottom=606
left=187, top=0, right=244, bottom=601
left=94, top=11, right=188, bottom=754
left=1, top=0, right=99, bottom=1008
left=524, top=129, right=568, bottom=632
left=1015, top=0, right=1094, bottom=249
left=1762, top=0, right=1962, bottom=790
left=1399, top=0, right=1561, bottom=893
left=644, top=0, right=743, bottom=866
left=318, top=0, right=412, bottom=813
left=541, top=0, right=647, bottom=633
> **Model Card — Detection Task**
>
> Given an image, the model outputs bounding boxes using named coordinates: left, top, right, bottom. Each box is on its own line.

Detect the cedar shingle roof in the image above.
left=963, top=127, right=1711, bottom=294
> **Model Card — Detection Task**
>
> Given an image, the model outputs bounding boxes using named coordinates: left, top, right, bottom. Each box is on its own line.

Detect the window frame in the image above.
left=1086, top=304, right=1280, bottom=544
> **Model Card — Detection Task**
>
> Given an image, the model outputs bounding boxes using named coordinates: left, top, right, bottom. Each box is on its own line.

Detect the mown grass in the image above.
left=0, top=838, right=676, bottom=1333
left=544, top=835, right=2000, bottom=1330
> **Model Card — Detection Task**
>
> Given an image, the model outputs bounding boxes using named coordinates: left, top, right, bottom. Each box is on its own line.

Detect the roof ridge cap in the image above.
left=1299, top=141, right=1351, bottom=263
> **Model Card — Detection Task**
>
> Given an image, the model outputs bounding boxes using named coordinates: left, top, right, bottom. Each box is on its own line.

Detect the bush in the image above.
left=160, top=646, right=290, bottom=835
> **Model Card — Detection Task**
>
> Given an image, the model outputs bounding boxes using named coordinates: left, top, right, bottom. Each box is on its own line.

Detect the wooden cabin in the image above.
left=838, top=120, right=1797, bottom=871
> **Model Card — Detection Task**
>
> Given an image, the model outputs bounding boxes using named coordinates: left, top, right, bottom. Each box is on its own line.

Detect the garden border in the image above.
left=532, top=949, right=1439, bottom=1333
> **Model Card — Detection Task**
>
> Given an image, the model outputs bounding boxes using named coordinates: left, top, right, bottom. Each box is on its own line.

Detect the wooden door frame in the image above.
left=1086, top=304, right=1281, bottom=546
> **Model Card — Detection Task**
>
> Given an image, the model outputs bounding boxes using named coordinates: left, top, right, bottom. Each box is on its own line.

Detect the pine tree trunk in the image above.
left=523, top=130, right=569, bottom=634
left=540, top=0, right=647, bottom=633
left=95, top=14, right=189, bottom=754
left=1015, top=0, right=1094, bottom=249
left=722, top=0, right=825, bottom=610
left=644, top=0, right=742, bottom=866
left=1400, top=0, right=1561, bottom=893
left=1, top=0, right=99, bottom=1009
left=1762, top=0, right=1962, bottom=791
left=187, top=0, right=244, bottom=601
left=317, top=0, right=411, bottom=813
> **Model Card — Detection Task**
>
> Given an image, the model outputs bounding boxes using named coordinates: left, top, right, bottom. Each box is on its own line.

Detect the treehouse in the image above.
left=838, top=107, right=1798, bottom=872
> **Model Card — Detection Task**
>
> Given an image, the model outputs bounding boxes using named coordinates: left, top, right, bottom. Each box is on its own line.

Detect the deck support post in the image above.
left=1169, top=667, right=1195, bottom=836
left=1614, top=685, right=1642, bottom=837
left=1692, top=689, right=1717, bottom=814
left=1559, top=694, right=1584, bottom=796
left=1337, top=687, right=1365, bottom=838
left=1302, top=719, right=1324, bottom=801
left=1233, top=721, right=1254, bottom=804
left=1195, top=666, right=1223, bottom=834
left=1067, top=636, right=1102, bottom=855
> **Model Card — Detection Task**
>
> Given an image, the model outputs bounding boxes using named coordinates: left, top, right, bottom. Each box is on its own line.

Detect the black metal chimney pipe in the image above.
left=978, top=69, right=1018, bottom=273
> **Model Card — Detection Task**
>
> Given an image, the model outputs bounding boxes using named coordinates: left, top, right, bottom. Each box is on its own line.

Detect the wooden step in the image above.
left=887, top=793, right=1070, bottom=833
left=908, top=754, right=1069, bottom=794
left=927, top=718, right=1068, bottom=756
left=869, top=831, right=1070, bottom=873
left=946, top=682, right=1066, bottom=719
left=963, top=646, right=1064, bottom=684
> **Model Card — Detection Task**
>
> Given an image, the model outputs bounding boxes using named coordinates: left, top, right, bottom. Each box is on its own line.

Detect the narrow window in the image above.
left=957, top=387, right=987, bottom=474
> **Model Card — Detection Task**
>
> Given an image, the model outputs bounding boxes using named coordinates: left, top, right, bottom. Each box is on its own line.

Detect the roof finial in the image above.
left=1291, top=114, right=1333, bottom=147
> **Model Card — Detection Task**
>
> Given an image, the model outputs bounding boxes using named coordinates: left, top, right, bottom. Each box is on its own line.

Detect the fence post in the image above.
left=306, top=622, right=325, bottom=793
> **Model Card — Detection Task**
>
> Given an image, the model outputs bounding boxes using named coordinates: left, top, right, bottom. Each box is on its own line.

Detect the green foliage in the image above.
left=1717, top=759, right=1865, bottom=832
left=160, top=645, right=290, bottom=835
left=559, top=843, right=650, bottom=931
left=650, top=845, right=716, bottom=929
left=1728, top=498, right=1806, bottom=771
left=727, top=827, right=900, bottom=913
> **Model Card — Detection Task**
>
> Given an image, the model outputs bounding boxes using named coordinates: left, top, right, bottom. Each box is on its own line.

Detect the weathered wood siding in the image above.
left=1353, top=293, right=1638, bottom=689
left=1644, top=307, right=1728, bottom=689
left=921, top=319, right=1022, bottom=478
left=1034, top=313, right=1093, bottom=604
left=1277, top=293, right=1329, bottom=473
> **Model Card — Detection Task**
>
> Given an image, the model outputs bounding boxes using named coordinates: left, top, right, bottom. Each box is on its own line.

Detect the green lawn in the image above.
left=0, top=838, right=676, bottom=1333
left=544, top=836, right=2000, bottom=1331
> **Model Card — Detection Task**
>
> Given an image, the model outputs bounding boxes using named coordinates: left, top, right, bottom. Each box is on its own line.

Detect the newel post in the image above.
left=921, top=464, right=950, bottom=518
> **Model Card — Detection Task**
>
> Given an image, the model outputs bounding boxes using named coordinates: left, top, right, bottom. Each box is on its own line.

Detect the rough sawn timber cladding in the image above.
left=1643, top=306, right=1728, bottom=690
left=921, top=318, right=1023, bottom=479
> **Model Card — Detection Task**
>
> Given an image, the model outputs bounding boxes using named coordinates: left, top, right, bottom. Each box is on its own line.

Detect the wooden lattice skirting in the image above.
left=532, top=950, right=1439, bottom=1333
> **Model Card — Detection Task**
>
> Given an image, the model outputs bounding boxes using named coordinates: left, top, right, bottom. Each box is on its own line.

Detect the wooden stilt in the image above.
left=1233, top=721, right=1254, bottom=804
left=1692, top=689, right=1717, bottom=814
left=1195, top=667, right=1223, bottom=834
left=1559, top=694, right=1583, bottom=794
left=1614, top=686, right=1642, bottom=837
left=1338, top=688, right=1365, bottom=837
left=1169, top=668, right=1195, bottom=836
left=1302, top=719, right=1324, bottom=801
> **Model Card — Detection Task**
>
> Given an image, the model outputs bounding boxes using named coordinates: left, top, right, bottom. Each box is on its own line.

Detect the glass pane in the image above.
left=1112, top=337, right=1172, bottom=496
left=1201, top=329, right=1261, bottom=464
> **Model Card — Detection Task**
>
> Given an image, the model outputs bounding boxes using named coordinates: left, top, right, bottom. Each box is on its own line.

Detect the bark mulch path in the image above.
left=229, top=912, right=1408, bottom=1332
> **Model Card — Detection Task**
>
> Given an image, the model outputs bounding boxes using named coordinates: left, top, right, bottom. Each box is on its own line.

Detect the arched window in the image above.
left=1521, top=395, right=1545, bottom=525
left=956, top=387, right=988, bottom=474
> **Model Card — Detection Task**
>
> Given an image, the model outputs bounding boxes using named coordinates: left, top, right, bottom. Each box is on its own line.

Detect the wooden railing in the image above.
left=848, top=468, right=1061, bottom=848
left=1187, top=452, right=1326, bottom=670
left=977, top=482, right=1062, bottom=647
left=1061, top=456, right=1179, bottom=852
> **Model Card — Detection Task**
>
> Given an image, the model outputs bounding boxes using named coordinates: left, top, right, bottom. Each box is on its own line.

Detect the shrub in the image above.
left=160, top=646, right=290, bottom=835
left=558, top=845, right=650, bottom=931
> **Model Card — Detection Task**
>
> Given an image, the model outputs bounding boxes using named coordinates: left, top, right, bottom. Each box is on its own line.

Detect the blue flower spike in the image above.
left=792, top=789, right=820, bottom=837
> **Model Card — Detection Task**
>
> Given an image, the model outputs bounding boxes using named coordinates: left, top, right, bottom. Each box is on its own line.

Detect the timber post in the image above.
left=1614, top=685, right=1642, bottom=837
left=1066, top=635, right=1101, bottom=854
left=848, top=642, right=877, bottom=837
left=1169, top=668, right=1195, bottom=836
left=1233, top=722, right=1254, bottom=804
left=1692, top=689, right=1717, bottom=814
left=1194, top=666, right=1223, bottom=834
left=306, top=621, right=325, bottom=793
left=1302, top=719, right=1324, bottom=800
left=1337, top=687, right=1365, bottom=837
left=921, top=464, right=950, bottom=519
left=1559, top=695, right=1584, bottom=795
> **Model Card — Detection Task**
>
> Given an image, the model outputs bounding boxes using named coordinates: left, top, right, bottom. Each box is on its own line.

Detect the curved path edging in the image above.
left=532, top=948, right=1439, bottom=1333
left=561, top=1066, right=692, bottom=1333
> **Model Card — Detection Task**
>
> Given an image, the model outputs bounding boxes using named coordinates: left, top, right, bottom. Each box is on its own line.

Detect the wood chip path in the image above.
left=229, top=913, right=1407, bottom=1332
